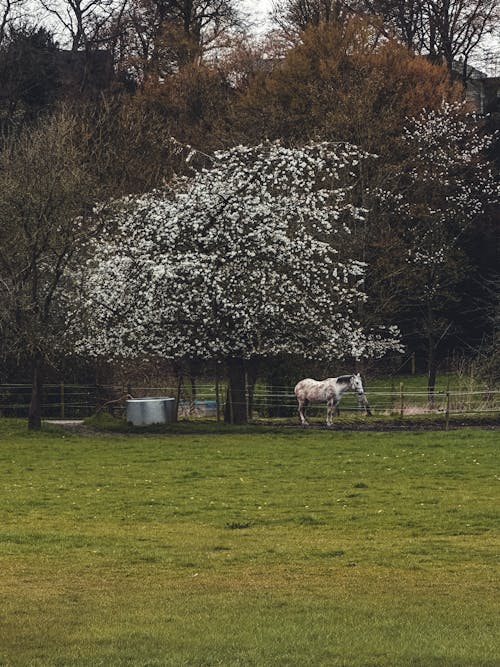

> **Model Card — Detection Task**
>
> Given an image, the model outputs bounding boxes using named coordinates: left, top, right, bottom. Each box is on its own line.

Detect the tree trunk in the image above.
left=266, top=363, right=289, bottom=418
left=245, top=359, right=260, bottom=420
left=189, top=374, right=196, bottom=415
left=28, top=354, right=43, bottom=430
left=427, top=339, right=437, bottom=407
left=225, top=357, right=247, bottom=425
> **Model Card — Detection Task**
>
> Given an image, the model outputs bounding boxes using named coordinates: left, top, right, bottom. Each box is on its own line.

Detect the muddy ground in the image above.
left=48, top=415, right=499, bottom=434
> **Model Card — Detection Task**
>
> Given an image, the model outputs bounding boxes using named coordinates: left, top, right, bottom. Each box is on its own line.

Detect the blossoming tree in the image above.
left=374, top=102, right=499, bottom=401
left=78, top=142, right=401, bottom=422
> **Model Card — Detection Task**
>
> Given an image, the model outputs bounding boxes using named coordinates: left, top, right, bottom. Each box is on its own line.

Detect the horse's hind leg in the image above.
left=326, top=399, right=333, bottom=426
left=298, top=398, right=309, bottom=426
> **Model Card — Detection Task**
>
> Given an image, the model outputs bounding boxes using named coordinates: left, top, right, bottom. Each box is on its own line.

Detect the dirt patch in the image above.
left=274, top=417, right=500, bottom=432
left=45, top=420, right=108, bottom=436
left=47, top=415, right=500, bottom=435
left=263, top=416, right=500, bottom=431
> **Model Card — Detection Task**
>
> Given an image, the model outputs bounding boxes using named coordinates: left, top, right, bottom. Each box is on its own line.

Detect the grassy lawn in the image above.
left=0, top=420, right=498, bottom=666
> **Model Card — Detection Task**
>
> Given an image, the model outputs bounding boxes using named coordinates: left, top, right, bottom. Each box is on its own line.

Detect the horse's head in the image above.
left=350, top=373, right=365, bottom=396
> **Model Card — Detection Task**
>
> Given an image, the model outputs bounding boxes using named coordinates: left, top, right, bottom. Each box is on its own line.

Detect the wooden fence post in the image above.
left=60, top=382, right=65, bottom=419
left=245, top=371, right=250, bottom=422
left=399, top=382, right=404, bottom=418
left=215, top=364, right=221, bottom=422
left=445, top=391, right=450, bottom=430
left=228, top=383, right=234, bottom=424
left=175, top=375, right=182, bottom=422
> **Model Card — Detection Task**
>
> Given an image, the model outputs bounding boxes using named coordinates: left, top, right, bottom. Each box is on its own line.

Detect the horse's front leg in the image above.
left=327, top=397, right=340, bottom=426
left=298, top=399, right=309, bottom=427
left=358, top=393, right=372, bottom=416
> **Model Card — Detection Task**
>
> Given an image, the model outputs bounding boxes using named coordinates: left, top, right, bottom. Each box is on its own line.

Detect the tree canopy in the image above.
left=77, top=142, right=402, bottom=421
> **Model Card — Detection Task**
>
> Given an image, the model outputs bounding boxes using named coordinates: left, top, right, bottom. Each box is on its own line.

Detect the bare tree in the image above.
left=361, top=0, right=428, bottom=50
left=109, top=0, right=243, bottom=80
left=160, top=0, right=240, bottom=45
left=274, top=0, right=500, bottom=77
left=427, top=0, right=499, bottom=76
left=0, top=0, right=30, bottom=45
left=0, top=109, right=101, bottom=429
left=362, top=0, right=499, bottom=78
left=38, top=0, right=127, bottom=51
left=271, top=0, right=355, bottom=34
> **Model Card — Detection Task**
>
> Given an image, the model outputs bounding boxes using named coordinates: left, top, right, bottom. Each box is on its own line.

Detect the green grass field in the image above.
left=0, top=420, right=498, bottom=666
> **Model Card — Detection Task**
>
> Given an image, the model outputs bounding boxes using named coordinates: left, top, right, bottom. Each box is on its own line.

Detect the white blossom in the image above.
left=75, top=142, right=401, bottom=362
left=376, top=101, right=498, bottom=296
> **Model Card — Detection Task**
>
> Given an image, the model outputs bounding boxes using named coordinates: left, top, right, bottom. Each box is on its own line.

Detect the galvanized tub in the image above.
left=126, top=397, right=176, bottom=426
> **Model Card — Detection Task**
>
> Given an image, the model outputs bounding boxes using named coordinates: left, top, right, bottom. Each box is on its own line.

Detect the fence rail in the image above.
left=1, top=383, right=499, bottom=424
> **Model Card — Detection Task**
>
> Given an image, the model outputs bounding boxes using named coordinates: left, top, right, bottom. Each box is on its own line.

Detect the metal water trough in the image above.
left=126, top=397, right=176, bottom=426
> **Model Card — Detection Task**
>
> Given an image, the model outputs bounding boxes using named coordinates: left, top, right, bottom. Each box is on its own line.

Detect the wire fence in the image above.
left=0, top=384, right=99, bottom=419
left=1, top=382, right=499, bottom=427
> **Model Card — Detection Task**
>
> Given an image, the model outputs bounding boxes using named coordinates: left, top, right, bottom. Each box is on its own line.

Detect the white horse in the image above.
left=294, top=373, right=372, bottom=427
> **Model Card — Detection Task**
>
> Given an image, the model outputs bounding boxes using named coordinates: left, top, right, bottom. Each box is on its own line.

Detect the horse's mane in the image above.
left=336, top=375, right=353, bottom=384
